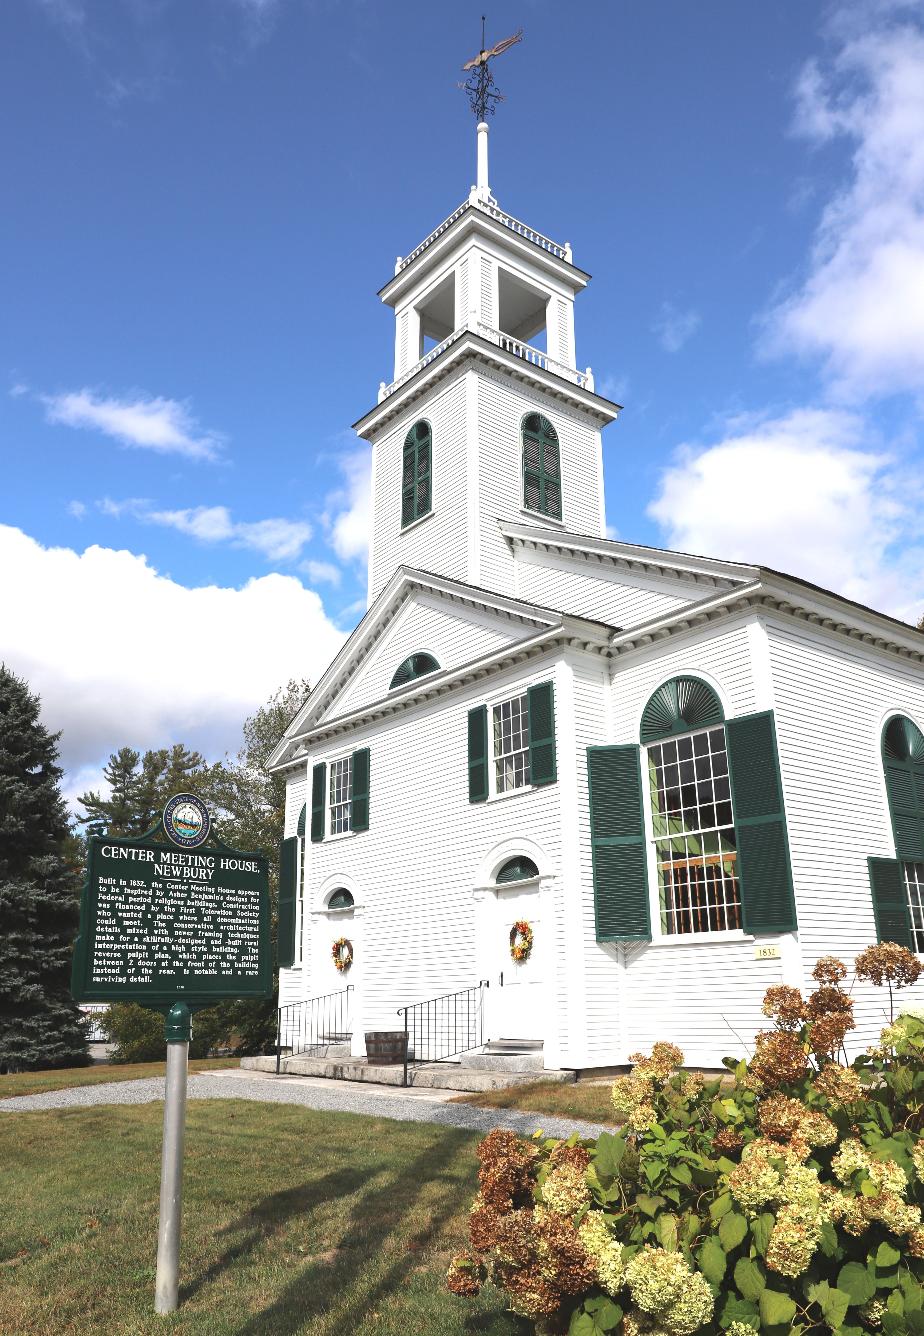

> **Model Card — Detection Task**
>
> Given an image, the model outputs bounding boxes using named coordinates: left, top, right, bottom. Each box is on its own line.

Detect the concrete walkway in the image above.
left=0, top=1067, right=612, bottom=1140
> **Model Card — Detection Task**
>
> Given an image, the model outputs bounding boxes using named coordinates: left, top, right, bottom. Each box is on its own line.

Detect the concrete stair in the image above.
left=241, top=1053, right=575, bottom=1092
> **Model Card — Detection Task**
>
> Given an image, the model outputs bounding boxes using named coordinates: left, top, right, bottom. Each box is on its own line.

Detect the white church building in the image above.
left=269, top=122, right=924, bottom=1072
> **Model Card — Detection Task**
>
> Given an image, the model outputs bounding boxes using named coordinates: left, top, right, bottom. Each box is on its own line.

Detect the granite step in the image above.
left=241, top=1055, right=575, bottom=1092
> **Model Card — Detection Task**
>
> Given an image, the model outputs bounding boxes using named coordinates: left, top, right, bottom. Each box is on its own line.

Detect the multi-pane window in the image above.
left=493, top=694, right=531, bottom=794
left=522, top=413, right=562, bottom=520
left=647, top=725, right=741, bottom=935
left=905, top=863, right=924, bottom=953
left=401, top=420, right=432, bottom=528
left=329, top=756, right=353, bottom=835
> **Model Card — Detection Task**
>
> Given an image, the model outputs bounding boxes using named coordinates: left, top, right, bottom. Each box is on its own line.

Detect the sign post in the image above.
left=71, top=794, right=272, bottom=1315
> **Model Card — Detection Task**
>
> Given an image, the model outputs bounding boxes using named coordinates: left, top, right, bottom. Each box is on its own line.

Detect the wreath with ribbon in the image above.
left=332, top=937, right=353, bottom=972
left=509, top=920, right=534, bottom=964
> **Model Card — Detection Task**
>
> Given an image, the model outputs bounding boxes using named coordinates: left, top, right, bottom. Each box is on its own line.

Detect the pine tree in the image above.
left=0, top=665, right=90, bottom=1072
left=78, top=743, right=211, bottom=835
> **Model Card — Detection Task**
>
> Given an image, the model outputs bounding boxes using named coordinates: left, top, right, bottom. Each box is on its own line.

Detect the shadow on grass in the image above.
left=220, top=1131, right=516, bottom=1336
left=180, top=1167, right=370, bottom=1305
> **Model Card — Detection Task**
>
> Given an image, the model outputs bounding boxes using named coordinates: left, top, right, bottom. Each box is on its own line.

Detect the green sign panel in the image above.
left=72, top=819, right=272, bottom=1009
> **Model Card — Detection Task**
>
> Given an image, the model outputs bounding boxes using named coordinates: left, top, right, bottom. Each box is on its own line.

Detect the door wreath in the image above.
left=509, top=920, right=534, bottom=963
left=332, top=937, right=353, bottom=971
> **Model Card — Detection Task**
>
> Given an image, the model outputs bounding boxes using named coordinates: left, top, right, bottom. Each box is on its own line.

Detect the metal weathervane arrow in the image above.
left=460, top=15, right=523, bottom=121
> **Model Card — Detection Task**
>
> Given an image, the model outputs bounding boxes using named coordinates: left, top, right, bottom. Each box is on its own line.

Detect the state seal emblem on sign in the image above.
left=163, top=793, right=211, bottom=849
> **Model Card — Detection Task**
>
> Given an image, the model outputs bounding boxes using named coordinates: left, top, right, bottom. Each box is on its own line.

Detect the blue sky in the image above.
left=3, top=0, right=924, bottom=801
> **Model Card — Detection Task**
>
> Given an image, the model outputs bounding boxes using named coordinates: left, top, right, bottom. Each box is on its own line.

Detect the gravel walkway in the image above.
left=0, top=1070, right=610, bottom=1140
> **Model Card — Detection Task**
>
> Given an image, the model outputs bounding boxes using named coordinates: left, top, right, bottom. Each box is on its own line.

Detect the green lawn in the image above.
left=453, top=1078, right=619, bottom=1126
left=0, top=1058, right=240, bottom=1100
left=0, top=1099, right=523, bottom=1336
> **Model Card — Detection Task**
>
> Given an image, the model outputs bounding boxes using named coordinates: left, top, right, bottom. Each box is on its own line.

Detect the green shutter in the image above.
left=587, top=744, right=651, bottom=941
left=296, top=803, right=307, bottom=838
left=725, top=710, right=797, bottom=935
left=310, top=762, right=326, bottom=843
left=351, top=747, right=370, bottom=832
left=401, top=421, right=431, bottom=527
left=882, top=716, right=924, bottom=861
left=528, top=681, right=557, bottom=786
left=522, top=413, right=561, bottom=520
left=277, top=836, right=299, bottom=969
left=468, top=705, right=489, bottom=803
left=868, top=856, right=913, bottom=948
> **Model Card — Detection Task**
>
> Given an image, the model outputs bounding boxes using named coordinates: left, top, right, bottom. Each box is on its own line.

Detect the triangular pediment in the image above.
left=268, top=567, right=594, bottom=768
left=500, top=520, right=758, bottom=629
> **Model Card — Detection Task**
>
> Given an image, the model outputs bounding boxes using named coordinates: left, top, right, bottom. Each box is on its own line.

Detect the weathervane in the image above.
left=460, top=16, right=523, bottom=121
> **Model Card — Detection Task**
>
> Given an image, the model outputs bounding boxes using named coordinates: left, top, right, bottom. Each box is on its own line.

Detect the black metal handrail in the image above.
left=397, top=980, right=489, bottom=1087
left=276, top=985, right=354, bottom=1073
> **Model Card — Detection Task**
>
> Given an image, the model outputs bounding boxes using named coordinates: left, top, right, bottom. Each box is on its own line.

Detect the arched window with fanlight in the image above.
left=587, top=675, right=796, bottom=943
left=521, top=413, right=561, bottom=520
left=326, top=887, right=354, bottom=912
left=496, top=855, right=540, bottom=885
left=389, top=652, right=440, bottom=690
left=871, top=715, right=924, bottom=951
left=401, top=419, right=432, bottom=528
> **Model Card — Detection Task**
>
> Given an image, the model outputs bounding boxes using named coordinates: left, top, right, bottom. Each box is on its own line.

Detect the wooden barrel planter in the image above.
left=365, top=1031, right=409, bottom=1065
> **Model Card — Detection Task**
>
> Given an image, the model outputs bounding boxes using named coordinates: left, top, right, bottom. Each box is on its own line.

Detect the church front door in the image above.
left=486, top=886, right=544, bottom=1042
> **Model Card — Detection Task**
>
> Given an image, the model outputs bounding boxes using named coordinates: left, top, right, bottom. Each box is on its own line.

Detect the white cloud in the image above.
left=764, top=17, right=924, bottom=398
left=300, top=559, right=342, bottom=587
left=67, top=500, right=87, bottom=519
left=652, top=302, right=701, bottom=353
left=648, top=407, right=924, bottom=622
left=325, top=446, right=372, bottom=564
left=43, top=389, right=225, bottom=461
left=98, top=499, right=312, bottom=562
left=0, top=525, right=346, bottom=777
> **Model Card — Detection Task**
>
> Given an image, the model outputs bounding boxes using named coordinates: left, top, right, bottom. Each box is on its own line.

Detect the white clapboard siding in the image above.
left=516, top=547, right=700, bottom=629
left=569, top=652, right=623, bottom=1066
left=766, top=618, right=924, bottom=1048
left=329, top=591, right=533, bottom=720
left=302, top=654, right=565, bottom=1049
left=477, top=372, right=604, bottom=591
left=604, top=622, right=776, bottom=1066
left=369, top=375, right=469, bottom=602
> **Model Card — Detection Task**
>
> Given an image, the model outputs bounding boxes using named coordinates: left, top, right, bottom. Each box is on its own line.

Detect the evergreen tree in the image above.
left=78, top=743, right=211, bottom=835
left=0, top=665, right=90, bottom=1072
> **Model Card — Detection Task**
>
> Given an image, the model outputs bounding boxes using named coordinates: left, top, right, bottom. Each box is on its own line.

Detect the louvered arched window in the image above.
left=496, top=856, right=540, bottom=884
left=874, top=715, right=924, bottom=951
left=327, top=888, right=354, bottom=911
left=402, top=420, right=432, bottom=528
left=389, top=652, right=440, bottom=690
left=522, top=413, right=561, bottom=520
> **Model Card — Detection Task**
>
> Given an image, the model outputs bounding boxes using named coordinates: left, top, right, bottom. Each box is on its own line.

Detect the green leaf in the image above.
left=807, top=1281, right=850, bottom=1329
left=734, top=1256, right=767, bottom=1301
left=635, top=1194, right=665, bottom=1218
left=751, top=1212, right=775, bottom=1256
left=593, top=1132, right=627, bottom=1179
left=718, top=1294, right=760, bottom=1327
left=760, top=1289, right=797, bottom=1327
left=709, top=1191, right=733, bottom=1221
left=877, top=1241, right=902, bottom=1268
left=669, top=1162, right=692, bottom=1185
left=818, top=1220, right=842, bottom=1258
left=569, top=1314, right=597, bottom=1336
left=838, top=1261, right=876, bottom=1305
left=719, top=1210, right=748, bottom=1251
left=698, top=1235, right=727, bottom=1286
left=655, top=1213, right=678, bottom=1252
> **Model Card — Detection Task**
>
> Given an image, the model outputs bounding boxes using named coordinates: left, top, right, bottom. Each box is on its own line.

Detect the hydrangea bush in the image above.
left=447, top=943, right=924, bottom=1334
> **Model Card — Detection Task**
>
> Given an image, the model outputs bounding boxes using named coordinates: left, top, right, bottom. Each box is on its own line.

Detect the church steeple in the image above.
left=354, top=81, right=620, bottom=607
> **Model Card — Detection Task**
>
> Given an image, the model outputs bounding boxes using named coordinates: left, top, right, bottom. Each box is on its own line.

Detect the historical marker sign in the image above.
left=72, top=818, right=272, bottom=1009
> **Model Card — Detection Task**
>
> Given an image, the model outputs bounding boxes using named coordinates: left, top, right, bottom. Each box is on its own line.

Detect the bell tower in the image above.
left=354, top=74, right=620, bottom=606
